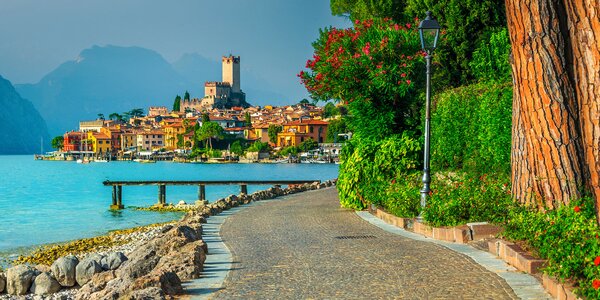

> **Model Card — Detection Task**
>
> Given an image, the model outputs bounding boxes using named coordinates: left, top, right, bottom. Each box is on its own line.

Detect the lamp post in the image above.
left=418, top=11, right=441, bottom=217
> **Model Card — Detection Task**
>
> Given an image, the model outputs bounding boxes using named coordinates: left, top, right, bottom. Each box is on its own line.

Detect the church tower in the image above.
left=222, top=55, right=241, bottom=93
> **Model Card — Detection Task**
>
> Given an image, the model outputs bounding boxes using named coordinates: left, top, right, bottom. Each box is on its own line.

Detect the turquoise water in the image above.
left=0, top=155, right=338, bottom=253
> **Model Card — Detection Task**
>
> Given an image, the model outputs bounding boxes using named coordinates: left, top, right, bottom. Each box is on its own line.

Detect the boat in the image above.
left=95, top=159, right=109, bottom=163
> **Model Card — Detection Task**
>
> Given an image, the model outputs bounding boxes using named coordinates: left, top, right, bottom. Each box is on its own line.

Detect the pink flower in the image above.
left=401, top=73, right=406, bottom=77
left=594, top=256, right=600, bottom=266
left=574, top=206, right=581, bottom=213
left=406, top=80, right=411, bottom=85
left=406, top=23, right=412, bottom=29
left=362, top=42, right=371, bottom=56
left=394, top=24, right=400, bottom=31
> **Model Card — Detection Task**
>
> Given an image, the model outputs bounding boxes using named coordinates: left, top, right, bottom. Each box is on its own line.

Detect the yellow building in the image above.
left=244, top=123, right=270, bottom=143
left=120, top=132, right=137, bottom=152
left=163, top=122, right=186, bottom=150
left=276, top=120, right=328, bottom=148
left=87, top=131, right=111, bottom=155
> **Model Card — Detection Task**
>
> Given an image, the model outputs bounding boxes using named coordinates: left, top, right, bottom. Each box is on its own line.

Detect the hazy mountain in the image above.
left=16, top=45, right=291, bottom=136
left=0, top=75, right=50, bottom=154
left=172, top=53, right=289, bottom=107
left=16, top=45, right=189, bottom=135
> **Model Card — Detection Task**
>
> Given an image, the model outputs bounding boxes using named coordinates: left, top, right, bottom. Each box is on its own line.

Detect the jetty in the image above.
left=102, top=179, right=320, bottom=209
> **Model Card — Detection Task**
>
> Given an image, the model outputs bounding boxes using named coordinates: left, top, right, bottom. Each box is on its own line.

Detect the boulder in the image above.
left=34, top=264, right=51, bottom=274
left=76, top=270, right=116, bottom=296
left=75, top=257, right=103, bottom=286
left=101, top=252, right=128, bottom=270
left=131, top=270, right=182, bottom=296
left=116, top=247, right=160, bottom=280
left=30, top=272, right=61, bottom=295
left=177, top=200, right=186, bottom=206
left=51, top=255, right=79, bottom=287
left=6, top=264, right=36, bottom=295
left=126, top=287, right=166, bottom=300
left=0, top=272, right=5, bottom=293
left=153, top=240, right=207, bottom=281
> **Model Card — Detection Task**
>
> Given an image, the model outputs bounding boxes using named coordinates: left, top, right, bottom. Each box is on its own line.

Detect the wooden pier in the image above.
left=103, top=180, right=320, bottom=209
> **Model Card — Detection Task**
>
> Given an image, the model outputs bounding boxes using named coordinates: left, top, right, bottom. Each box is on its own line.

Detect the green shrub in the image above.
left=503, top=198, right=600, bottom=298
left=422, top=173, right=513, bottom=227
left=431, top=82, right=512, bottom=174
left=337, top=133, right=421, bottom=211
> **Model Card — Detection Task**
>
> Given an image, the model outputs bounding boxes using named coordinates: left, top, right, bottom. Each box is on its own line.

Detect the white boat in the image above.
left=95, top=159, right=109, bottom=163
left=76, top=159, right=83, bottom=164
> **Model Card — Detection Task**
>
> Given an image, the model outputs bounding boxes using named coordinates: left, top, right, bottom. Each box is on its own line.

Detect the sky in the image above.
left=0, top=0, right=350, bottom=102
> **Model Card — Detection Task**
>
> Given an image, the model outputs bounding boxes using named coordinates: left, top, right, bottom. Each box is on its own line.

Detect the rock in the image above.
left=35, top=264, right=51, bottom=274
left=117, top=247, right=160, bottom=280
left=0, top=272, right=5, bottom=293
left=87, top=253, right=105, bottom=265
left=126, top=287, right=166, bottom=300
left=102, top=252, right=128, bottom=270
left=131, top=270, right=182, bottom=296
left=6, top=264, right=36, bottom=295
left=153, top=240, right=207, bottom=281
left=30, top=272, right=61, bottom=295
left=51, top=255, right=79, bottom=287
left=177, top=200, right=186, bottom=206
left=77, top=270, right=116, bottom=295
left=75, top=257, right=103, bottom=286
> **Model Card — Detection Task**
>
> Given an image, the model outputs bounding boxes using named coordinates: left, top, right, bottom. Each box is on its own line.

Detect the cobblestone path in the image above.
left=213, top=187, right=519, bottom=299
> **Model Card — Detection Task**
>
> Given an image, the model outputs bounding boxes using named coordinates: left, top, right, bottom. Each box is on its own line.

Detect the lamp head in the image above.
left=419, top=11, right=441, bottom=52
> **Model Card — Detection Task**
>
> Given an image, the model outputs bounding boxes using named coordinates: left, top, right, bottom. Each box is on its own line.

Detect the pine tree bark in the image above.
left=506, top=0, right=600, bottom=213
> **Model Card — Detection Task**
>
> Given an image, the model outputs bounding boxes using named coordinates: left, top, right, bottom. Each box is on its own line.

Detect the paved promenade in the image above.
left=210, top=187, right=533, bottom=299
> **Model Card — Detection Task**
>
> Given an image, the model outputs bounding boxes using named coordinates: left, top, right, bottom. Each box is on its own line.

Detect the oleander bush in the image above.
left=502, top=197, right=600, bottom=298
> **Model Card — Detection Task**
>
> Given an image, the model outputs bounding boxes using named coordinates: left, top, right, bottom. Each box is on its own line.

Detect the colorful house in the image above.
left=87, top=131, right=111, bottom=155
left=276, top=119, right=328, bottom=147
left=163, top=122, right=185, bottom=150
left=136, top=130, right=165, bottom=151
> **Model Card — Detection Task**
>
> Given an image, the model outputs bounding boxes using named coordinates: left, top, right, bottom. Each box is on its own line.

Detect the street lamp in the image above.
left=418, top=11, right=441, bottom=217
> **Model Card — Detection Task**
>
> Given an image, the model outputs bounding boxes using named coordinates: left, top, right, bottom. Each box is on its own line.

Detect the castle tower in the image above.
left=222, top=55, right=241, bottom=93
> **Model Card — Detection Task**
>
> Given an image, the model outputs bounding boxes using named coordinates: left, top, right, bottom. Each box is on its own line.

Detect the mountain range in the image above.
left=0, top=75, right=50, bottom=154
left=16, top=45, right=288, bottom=136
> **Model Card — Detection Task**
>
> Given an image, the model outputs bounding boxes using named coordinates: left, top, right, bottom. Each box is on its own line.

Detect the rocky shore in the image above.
left=0, top=180, right=336, bottom=299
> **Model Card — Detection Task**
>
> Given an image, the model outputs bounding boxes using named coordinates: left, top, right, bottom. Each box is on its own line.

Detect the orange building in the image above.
left=276, top=119, right=328, bottom=147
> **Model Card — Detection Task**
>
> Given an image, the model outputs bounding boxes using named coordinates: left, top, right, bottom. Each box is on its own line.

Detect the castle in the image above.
left=180, top=55, right=248, bottom=112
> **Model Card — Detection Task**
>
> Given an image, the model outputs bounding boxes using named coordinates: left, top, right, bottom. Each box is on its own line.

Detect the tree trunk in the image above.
left=562, top=1, right=600, bottom=211
left=506, top=0, right=600, bottom=214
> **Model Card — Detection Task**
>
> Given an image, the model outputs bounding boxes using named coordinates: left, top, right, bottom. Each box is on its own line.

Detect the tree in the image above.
left=299, top=138, right=319, bottom=152
left=108, top=113, right=122, bottom=122
left=173, top=95, right=181, bottom=112
left=176, top=134, right=184, bottom=149
left=267, top=124, right=283, bottom=144
left=128, top=108, right=145, bottom=118
left=201, top=113, right=210, bottom=123
left=97, top=113, right=105, bottom=120
left=326, top=118, right=348, bottom=142
left=51, top=136, right=64, bottom=150
left=299, top=98, right=310, bottom=105
left=505, top=0, right=600, bottom=213
left=230, top=140, right=244, bottom=156
left=244, top=112, right=252, bottom=127
left=184, top=91, right=190, bottom=101
left=322, top=102, right=340, bottom=118
left=248, top=141, right=270, bottom=153
left=196, top=121, right=224, bottom=150
left=330, top=0, right=407, bottom=22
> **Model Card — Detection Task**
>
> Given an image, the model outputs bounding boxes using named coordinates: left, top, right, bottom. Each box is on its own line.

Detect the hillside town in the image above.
left=49, top=102, right=343, bottom=163
left=42, top=55, right=345, bottom=163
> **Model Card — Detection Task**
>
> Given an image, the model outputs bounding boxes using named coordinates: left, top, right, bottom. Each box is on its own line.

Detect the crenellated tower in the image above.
left=222, top=55, right=241, bottom=93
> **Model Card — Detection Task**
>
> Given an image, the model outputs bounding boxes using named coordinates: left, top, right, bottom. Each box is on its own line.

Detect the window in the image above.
left=158, top=141, right=162, bottom=144
left=145, top=141, right=149, bottom=144
left=309, top=126, right=314, bottom=133
left=301, top=137, right=304, bottom=142
left=98, top=141, right=102, bottom=144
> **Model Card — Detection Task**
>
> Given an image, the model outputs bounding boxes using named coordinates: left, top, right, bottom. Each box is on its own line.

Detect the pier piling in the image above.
left=198, top=185, right=206, bottom=201
left=103, top=180, right=320, bottom=209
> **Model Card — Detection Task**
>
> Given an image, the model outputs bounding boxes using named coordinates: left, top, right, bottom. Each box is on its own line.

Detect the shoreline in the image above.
left=0, top=180, right=337, bottom=299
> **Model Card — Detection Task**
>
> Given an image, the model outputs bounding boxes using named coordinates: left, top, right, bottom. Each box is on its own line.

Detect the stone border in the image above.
left=488, top=240, right=581, bottom=300
left=356, top=211, right=552, bottom=299
left=370, top=207, right=503, bottom=244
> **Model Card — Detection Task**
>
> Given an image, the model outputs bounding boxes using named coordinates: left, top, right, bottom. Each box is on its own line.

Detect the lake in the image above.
left=0, top=155, right=338, bottom=254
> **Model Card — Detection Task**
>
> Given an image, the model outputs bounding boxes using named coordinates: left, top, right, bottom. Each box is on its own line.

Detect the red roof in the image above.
left=284, top=119, right=328, bottom=126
